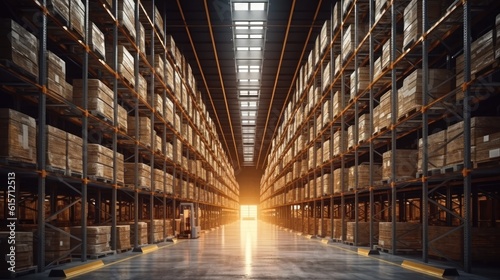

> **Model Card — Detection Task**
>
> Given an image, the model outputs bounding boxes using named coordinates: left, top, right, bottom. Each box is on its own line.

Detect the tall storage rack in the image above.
left=260, top=0, right=500, bottom=272
left=0, top=0, right=239, bottom=273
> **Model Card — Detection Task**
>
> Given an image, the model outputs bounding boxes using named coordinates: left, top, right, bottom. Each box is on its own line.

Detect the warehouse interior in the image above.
left=1, top=0, right=500, bottom=279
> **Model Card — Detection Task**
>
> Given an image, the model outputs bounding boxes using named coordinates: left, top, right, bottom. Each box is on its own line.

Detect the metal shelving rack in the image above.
left=260, top=0, right=500, bottom=273
left=0, top=0, right=240, bottom=273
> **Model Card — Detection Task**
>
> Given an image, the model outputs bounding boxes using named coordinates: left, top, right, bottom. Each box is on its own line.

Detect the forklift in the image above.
left=176, top=203, right=200, bottom=239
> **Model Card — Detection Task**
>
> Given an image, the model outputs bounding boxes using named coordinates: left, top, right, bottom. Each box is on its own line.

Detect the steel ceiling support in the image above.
left=111, top=0, right=119, bottom=253
left=422, top=0, right=430, bottom=264
left=37, top=0, right=48, bottom=271
left=175, top=0, right=235, bottom=169
left=255, top=0, right=296, bottom=167
left=462, top=0, right=472, bottom=273
left=203, top=0, right=241, bottom=168
left=257, top=0, right=324, bottom=169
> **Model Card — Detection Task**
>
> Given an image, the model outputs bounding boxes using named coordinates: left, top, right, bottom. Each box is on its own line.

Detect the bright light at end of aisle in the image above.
left=240, top=205, right=257, bottom=220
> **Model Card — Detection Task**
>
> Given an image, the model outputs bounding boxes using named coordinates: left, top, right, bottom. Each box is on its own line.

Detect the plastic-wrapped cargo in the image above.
left=71, top=226, right=111, bottom=255
left=348, top=163, right=382, bottom=190
left=73, top=79, right=114, bottom=122
left=0, top=19, right=39, bottom=79
left=44, top=125, right=67, bottom=171
left=127, top=116, right=152, bottom=147
left=87, top=144, right=125, bottom=184
left=382, top=149, right=418, bottom=181
left=123, top=162, right=151, bottom=190
left=333, top=168, right=349, bottom=193
left=0, top=109, right=36, bottom=163
left=66, top=131, right=83, bottom=175
left=398, top=69, right=453, bottom=118
left=89, top=22, right=106, bottom=59
left=118, top=0, right=136, bottom=40
left=402, top=0, right=442, bottom=49
left=446, top=117, right=500, bottom=165
left=69, top=0, right=85, bottom=38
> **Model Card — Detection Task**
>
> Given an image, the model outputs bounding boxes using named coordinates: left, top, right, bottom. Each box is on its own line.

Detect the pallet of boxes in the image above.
left=0, top=108, right=37, bottom=167
left=118, top=222, right=148, bottom=247
left=0, top=231, right=36, bottom=277
left=70, top=226, right=114, bottom=258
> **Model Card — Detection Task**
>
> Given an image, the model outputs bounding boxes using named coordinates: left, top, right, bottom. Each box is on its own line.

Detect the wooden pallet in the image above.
left=0, top=265, right=37, bottom=278
left=72, top=250, right=116, bottom=260
left=474, top=159, right=500, bottom=169
left=67, top=170, right=83, bottom=178
left=416, top=168, right=441, bottom=178
left=47, top=256, right=72, bottom=266
left=115, top=247, right=132, bottom=254
left=46, top=165, right=67, bottom=175
left=441, top=163, right=464, bottom=174
left=0, top=59, right=38, bottom=83
left=376, top=246, right=421, bottom=255
left=0, top=157, right=37, bottom=168
left=89, top=175, right=113, bottom=184
left=90, top=110, right=113, bottom=125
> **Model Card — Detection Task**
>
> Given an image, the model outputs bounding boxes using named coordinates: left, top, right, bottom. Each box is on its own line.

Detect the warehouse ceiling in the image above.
left=161, top=0, right=334, bottom=172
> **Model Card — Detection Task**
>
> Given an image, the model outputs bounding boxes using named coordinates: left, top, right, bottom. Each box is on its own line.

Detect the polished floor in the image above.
left=19, top=220, right=490, bottom=279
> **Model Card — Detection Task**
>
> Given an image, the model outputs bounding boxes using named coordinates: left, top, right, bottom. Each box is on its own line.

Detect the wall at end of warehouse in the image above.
left=236, top=167, right=263, bottom=205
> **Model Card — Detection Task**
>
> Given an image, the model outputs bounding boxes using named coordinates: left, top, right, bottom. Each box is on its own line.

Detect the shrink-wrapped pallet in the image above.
left=382, top=149, right=418, bottom=181
left=456, top=30, right=496, bottom=95
left=320, top=20, right=331, bottom=55
left=0, top=232, right=33, bottom=270
left=47, top=51, right=72, bottom=102
left=47, top=0, right=70, bottom=22
left=71, top=226, right=111, bottom=255
left=89, top=22, right=106, bottom=59
left=67, top=132, right=83, bottom=175
left=358, top=113, right=371, bottom=144
left=402, top=0, right=442, bottom=49
left=148, top=93, right=164, bottom=117
left=106, top=45, right=135, bottom=87
left=154, top=168, right=165, bottom=192
left=0, top=109, right=36, bottom=163
left=348, top=163, right=382, bottom=190
left=333, top=168, right=349, bottom=193
left=350, top=67, right=370, bottom=99
left=333, top=91, right=348, bottom=118
left=118, top=0, right=136, bottom=40
left=377, top=91, right=392, bottom=132
left=382, top=35, right=403, bottom=70
left=87, top=144, right=124, bottom=184
left=127, top=116, right=152, bottom=147
left=342, top=24, right=368, bottom=62
left=346, top=222, right=379, bottom=246
left=398, top=69, right=453, bottom=118
left=73, top=79, right=114, bottom=123
left=418, top=129, right=447, bottom=172
left=144, top=219, right=165, bottom=243
left=379, top=222, right=421, bottom=251
left=148, top=54, right=165, bottom=81
left=113, top=225, right=131, bottom=250
left=44, top=125, right=67, bottom=171
left=118, top=222, right=148, bottom=245
left=0, top=19, right=38, bottom=79
left=475, top=132, right=500, bottom=164
left=333, top=130, right=348, bottom=157
left=124, top=162, right=151, bottom=190
left=69, top=0, right=85, bottom=38
left=446, top=117, right=500, bottom=165
left=117, top=104, right=128, bottom=132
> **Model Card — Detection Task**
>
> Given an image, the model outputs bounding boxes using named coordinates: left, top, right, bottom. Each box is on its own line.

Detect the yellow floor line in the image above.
left=66, top=241, right=184, bottom=279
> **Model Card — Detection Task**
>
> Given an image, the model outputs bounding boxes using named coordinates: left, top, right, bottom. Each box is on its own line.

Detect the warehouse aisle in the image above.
left=63, top=220, right=443, bottom=279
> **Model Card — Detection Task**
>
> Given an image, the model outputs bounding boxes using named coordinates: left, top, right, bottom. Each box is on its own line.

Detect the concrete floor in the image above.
left=17, top=220, right=492, bottom=279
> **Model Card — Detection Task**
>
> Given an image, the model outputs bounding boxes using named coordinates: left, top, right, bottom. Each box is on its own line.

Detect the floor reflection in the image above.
left=240, top=219, right=258, bottom=276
